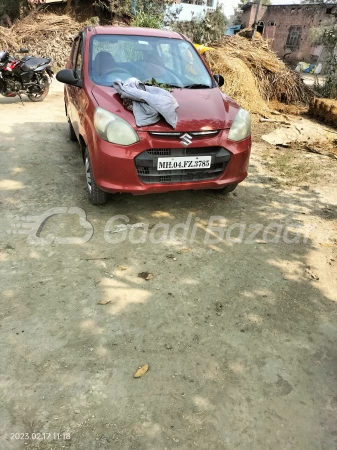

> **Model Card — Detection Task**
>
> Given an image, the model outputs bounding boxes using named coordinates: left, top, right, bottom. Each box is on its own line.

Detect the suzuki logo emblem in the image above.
left=180, top=133, right=193, bottom=147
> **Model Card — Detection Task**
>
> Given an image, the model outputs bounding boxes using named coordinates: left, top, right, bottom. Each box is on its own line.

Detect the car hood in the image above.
left=91, top=85, right=240, bottom=132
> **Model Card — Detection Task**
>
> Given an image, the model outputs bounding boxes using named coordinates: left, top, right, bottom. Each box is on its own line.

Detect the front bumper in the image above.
left=89, top=130, right=251, bottom=195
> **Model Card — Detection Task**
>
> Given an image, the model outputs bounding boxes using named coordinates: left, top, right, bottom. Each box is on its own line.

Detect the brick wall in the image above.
left=241, top=4, right=268, bottom=28
left=241, top=3, right=337, bottom=64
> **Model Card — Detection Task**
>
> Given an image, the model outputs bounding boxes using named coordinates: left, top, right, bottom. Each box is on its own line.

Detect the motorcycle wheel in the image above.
left=27, top=80, right=50, bottom=102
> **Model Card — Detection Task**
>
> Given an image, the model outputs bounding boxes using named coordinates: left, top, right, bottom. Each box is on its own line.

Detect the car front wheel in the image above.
left=84, top=147, right=108, bottom=205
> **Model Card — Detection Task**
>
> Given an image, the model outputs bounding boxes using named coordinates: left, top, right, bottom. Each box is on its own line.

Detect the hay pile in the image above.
left=0, top=12, right=82, bottom=68
left=205, top=50, right=269, bottom=115
left=0, top=25, right=15, bottom=51
left=205, top=35, right=315, bottom=115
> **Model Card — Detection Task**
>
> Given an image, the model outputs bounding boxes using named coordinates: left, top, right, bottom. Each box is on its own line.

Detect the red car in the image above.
left=57, top=26, right=251, bottom=205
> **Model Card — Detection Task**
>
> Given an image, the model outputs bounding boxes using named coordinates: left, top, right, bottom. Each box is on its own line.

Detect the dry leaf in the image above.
left=134, top=364, right=149, bottom=378
left=178, top=248, right=192, bottom=254
left=97, top=298, right=112, bottom=305
left=138, top=272, right=154, bottom=280
left=117, top=265, right=128, bottom=271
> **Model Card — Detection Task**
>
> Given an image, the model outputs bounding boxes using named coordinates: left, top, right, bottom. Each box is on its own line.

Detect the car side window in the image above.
left=75, top=37, right=83, bottom=78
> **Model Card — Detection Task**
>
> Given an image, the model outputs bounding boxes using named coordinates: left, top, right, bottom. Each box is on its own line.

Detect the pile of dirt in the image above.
left=204, top=35, right=315, bottom=115
left=0, top=12, right=82, bottom=68
left=309, top=98, right=337, bottom=127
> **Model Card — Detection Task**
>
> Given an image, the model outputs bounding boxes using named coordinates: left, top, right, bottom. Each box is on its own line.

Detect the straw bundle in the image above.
left=12, top=11, right=79, bottom=35
left=309, top=98, right=337, bottom=127
left=0, top=25, right=19, bottom=53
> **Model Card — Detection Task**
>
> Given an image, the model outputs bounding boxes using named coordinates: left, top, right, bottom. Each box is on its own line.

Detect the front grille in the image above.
left=137, top=167, right=150, bottom=175
left=159, top=175, right=171, bottom=182
left=147, top=149, right=171, bottom=156
left=149, top=130, right=219, bottom=138
left=135, top=147, right=231, bottom=184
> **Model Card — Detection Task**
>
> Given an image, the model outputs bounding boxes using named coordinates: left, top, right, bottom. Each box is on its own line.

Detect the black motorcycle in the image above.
left=0, top=48, right=54, bottom=103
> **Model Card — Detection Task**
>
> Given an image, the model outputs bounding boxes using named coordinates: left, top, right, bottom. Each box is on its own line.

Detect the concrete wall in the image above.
left=241, top=3, right=337, bottom=64
left=169, top=0, right=217, bottom=21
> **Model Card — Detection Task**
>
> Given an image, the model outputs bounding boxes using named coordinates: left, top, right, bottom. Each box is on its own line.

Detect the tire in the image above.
left=27, top=84, right=50, bottom=102
left=84, top=147, right=108, bottom=205
left=68, top=118, right=77, bottom=141
left=27, top=75, right=50, bottom=102
left=212, top=184, right=238, bottom=196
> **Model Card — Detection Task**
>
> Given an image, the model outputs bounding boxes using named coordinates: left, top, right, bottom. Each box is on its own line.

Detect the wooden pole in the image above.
left=252, top=0, right=263, bottom=39
left=66, top=0, right=72, bottom=13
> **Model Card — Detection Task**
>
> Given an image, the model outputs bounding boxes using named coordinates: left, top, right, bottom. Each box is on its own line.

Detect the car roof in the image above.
left=87, top=26, right=185, bottom=40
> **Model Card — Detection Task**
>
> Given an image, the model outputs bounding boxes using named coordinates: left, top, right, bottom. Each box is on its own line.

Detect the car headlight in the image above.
left=94, top=107, right=139, bottom=145
left=228, top=108, right=251, bottom=142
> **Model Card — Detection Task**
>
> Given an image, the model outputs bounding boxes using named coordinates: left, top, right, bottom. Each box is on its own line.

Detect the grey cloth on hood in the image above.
left=113, top=77, right=179, bottom=129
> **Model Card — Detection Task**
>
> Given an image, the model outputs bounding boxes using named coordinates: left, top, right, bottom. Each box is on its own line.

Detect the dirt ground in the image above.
left=1, top=82, right=337, bottom=450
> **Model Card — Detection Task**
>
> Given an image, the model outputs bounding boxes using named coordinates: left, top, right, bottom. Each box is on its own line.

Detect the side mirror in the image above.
left=19, top=48, right=29, bottom=53
left=56, top=69, right=83, bottom=88
left=213, top=74, right=224, bottom=87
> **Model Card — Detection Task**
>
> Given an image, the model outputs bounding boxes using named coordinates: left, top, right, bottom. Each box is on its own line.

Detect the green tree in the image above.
left=95, top=0, right=181, bottom=26
left=131, top=11, right=163, bottom=28
left=311, top=24, right=337, bottom=98
left=173, top=5, right=227, bottom=45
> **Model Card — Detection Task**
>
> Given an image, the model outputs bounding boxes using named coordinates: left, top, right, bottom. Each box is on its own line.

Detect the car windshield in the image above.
left=89, top=35, right=213, bottom=89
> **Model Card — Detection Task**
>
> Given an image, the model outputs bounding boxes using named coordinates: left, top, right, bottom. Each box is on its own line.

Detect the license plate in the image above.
left=157, top=156, right=211, bottom=171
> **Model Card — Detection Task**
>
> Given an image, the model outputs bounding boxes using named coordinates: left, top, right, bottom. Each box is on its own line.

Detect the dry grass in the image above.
left=204, top=35, right=315, bottom=115
left=264, top=148, right=320, bottom=185
left=268, top=100, right=309, bottom=116
left=0, top=25, right=19, bottom=52
left=204, top=50, right=269, bottom=115
left=0, top=12, right=82, bottom=68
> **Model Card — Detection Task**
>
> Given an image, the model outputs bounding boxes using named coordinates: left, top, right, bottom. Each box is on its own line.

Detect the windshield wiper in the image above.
left=142, top=80, right=182, bottom=90
left=184, top=84, right=211, bottom=89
